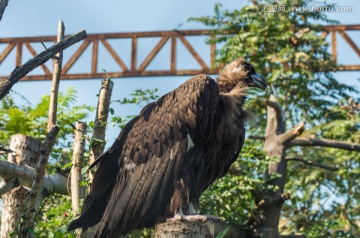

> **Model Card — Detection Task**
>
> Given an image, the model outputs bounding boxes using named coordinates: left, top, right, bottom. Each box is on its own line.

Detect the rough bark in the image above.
left=154, top=220, right=214, bottom=238
left=0, top=29, right=87, bottom=99
left=71, top=121, right=87, bottom=213
left=252, top=95, right=304, bottom=238
left=0, top=134, right=41, bottom=238
left=89, top=77, right=114, bottom=181
left=47, top=20, right=64, bottom=131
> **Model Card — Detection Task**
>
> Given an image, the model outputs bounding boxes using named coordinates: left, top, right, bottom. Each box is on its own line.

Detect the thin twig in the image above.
left=290, top=137, right=360, bottom=152
left=286, top=157, right=339, bottom=171
left=0, top=0, right=9, bottom=21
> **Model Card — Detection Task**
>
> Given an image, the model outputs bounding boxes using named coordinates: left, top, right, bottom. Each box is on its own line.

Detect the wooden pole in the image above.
left=71, top=121, right=87, bottom=213
left=89, top=77, right=113, bottom=181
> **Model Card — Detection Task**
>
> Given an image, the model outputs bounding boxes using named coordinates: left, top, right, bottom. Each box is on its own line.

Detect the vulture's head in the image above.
left=217, top=58, right=267, bottom=93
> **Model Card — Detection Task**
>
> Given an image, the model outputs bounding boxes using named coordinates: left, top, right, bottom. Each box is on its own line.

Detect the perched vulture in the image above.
left=68, top=58, right=266, bottom=237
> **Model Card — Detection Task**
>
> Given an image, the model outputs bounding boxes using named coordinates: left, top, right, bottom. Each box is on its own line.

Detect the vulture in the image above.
left=68, top=58, right=266, bottom=237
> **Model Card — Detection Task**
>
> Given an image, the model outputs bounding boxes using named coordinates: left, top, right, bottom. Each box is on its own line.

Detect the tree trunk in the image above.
left=155, top=220, right=214, bottom=238
left=0, top=134, right=41, bottom=238
left=252, top=95, right=304, bottom=238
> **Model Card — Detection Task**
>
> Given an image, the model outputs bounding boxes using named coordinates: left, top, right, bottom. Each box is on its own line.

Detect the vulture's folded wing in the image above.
left=70, top=74, right=220, bottom=237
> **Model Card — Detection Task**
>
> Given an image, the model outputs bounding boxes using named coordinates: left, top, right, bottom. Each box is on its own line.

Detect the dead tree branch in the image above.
left=0, top=160, right=67, bottom=195
left=0, top=0, right=9, bottom=21
left=278, top=122, right=305, bottom=145
left=250, top=136, right=360, bottom=152
left=89, top=77, right=114, bottom=181
left=47, top=20, right=64, bottom=131
left=290, top=137, right=360, bottom=152
left=265, top=95, right=285, bottom=136
left=0, top=29, right=87, bottom=99
left=286, top=157, right=339, bottom=171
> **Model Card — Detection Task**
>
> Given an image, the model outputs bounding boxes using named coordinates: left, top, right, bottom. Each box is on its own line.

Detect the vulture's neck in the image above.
left=217, top=77, right=248, bottom=106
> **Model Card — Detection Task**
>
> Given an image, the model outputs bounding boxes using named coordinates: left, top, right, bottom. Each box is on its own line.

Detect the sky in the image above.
left=0, top=0, right=359, bottom=147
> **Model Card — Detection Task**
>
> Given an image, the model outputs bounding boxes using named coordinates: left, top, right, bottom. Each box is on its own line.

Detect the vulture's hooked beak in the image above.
left=250, top=73, right=267, bottom=90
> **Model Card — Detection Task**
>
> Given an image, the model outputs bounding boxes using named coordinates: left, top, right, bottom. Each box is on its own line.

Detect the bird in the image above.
left=68, top=58, right=266, bottom=238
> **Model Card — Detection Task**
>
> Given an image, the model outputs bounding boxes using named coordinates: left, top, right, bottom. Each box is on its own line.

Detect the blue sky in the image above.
left=0, top=0, right=359, bottom=146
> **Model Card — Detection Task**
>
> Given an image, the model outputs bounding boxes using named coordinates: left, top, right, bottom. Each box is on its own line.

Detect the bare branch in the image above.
left=0, top=29, right=87, bottom=99
left=286, top=157, right=339, bottom=171
left=248, top=135, right=265, bottom=141
left=290, top=137, right=360, bottom=152
left=278, top=121, right=305, bottom=145
left=47, top=20, right=65, bottom=131
left=0, top=160, right=67, bottom=195
left=0, top=0, right=9, bottom=21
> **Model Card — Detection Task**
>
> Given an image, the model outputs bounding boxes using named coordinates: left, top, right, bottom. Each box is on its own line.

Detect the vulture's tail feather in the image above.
left=67, top=149, right=121, bottom=233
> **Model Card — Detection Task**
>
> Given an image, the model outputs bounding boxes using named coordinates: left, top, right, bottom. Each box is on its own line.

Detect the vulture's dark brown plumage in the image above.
left=68, top=58, right=266, bottom=238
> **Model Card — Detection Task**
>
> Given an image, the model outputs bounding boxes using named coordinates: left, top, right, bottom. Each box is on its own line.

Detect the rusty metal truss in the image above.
left=0, top=24, right=359, bottom=81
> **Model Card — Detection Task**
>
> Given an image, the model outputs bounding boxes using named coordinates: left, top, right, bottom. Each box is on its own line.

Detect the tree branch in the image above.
left=286, top=157, right=339, bottom=171
left=0, top=160, right=67, bottom=195
left=290, top=137, right=360, bottom=152
left=248, top=135, right=265, bottom=141
left=47, top=20, right=64, bottom=131
left=0, top=29, right=87, bottom=99
left=265, top=95, right=285, bottom=136
left=0, top=0, right=9, bottom=21
left=278, top=121, right=305, bottom=145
